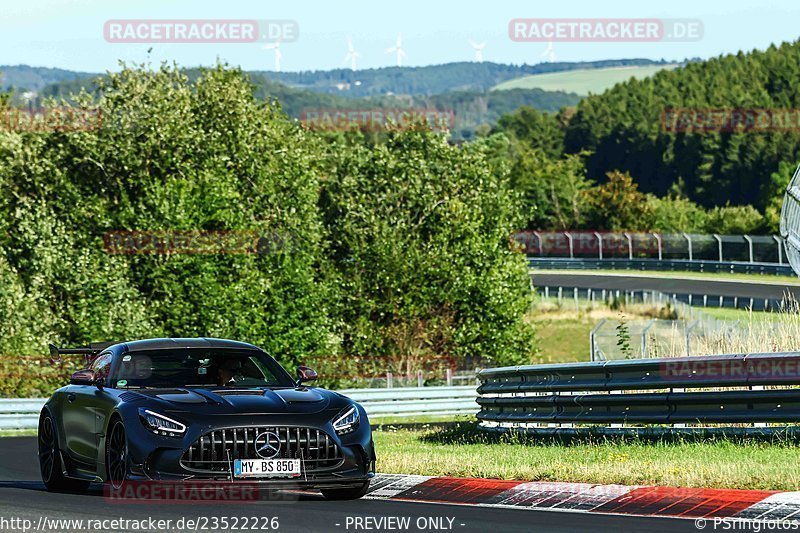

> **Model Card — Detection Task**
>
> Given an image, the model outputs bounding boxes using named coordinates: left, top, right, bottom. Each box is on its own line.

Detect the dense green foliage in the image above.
left=0, top=64, right=535, bottom=392
left=319, top=130, right=535, bottom=375
left=492, top=41, right=800, bottom=232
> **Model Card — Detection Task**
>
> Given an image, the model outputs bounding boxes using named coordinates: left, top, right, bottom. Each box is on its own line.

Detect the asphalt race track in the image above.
left=0, top=437, right=698, bottom=532
left=532, top=272, right=800, bottom=301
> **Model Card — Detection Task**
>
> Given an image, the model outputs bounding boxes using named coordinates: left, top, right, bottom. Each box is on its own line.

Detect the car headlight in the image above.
left=332, top=405, right=360, bottom=435
left=138, top=408, right=186, bottom=436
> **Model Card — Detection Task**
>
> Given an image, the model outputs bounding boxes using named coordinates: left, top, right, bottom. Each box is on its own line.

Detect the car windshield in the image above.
left=110, top=349, right=294, bottom=389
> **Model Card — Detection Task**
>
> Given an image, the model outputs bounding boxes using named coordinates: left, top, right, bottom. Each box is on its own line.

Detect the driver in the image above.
left=216, top=357, right=244, bottom=386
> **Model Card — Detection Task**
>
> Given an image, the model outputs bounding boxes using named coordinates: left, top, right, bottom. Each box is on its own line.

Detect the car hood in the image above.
left=128, top=387, right=342, bottom=415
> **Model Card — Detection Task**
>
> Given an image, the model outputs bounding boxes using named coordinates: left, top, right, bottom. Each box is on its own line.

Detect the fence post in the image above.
left=594, top=231, right=603, bottom=260
left=590, top=318, right=607, bottom=361
left=683, top=233, right=693, bottom=261
left=774, top=235, right=784, bottom=264
left=533, top=231, right=543, bottom=256
left=565, top=231, right=574, bottom=259
left=386, top=372, right=393, bottom=389
left=641, top=319, right=655, bottom=358
left=653, top=232, right=663, bottom=260
left=744, top=235, right=754, bottom=263
left=624, top=232, right=633, bottom=260
left=713, top=234, right=723, bottom=262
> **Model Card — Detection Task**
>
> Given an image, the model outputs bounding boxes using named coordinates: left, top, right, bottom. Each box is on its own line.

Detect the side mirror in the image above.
left=295, top=366, right=318, bottom=386
left=70, top=369, right=98, bottom=387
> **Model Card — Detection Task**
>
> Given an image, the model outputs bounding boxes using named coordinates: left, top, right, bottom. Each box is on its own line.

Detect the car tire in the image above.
left=321, top=481, right=370, bottom=500
left=106, top=418, right=130, bottom=490
left=38, top=412, right=91, bottom=493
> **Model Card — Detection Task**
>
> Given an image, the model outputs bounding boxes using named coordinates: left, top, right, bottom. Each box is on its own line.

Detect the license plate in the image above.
left=233, top=459, right=301, bottom=478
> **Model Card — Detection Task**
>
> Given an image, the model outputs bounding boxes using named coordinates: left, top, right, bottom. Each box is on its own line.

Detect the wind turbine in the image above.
left=343, top=37, right=361, bottom=70
left=384, top=33, right=407, bottom=67
left=469, top=39, right=486, bottom=62
left=263, top=39, right=283, bottom=72
left=541, top=41, right=555, bottom=63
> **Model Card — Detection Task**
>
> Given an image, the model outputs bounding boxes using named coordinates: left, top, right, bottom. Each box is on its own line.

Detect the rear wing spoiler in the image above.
left=48, top=341, right=122, bottom=364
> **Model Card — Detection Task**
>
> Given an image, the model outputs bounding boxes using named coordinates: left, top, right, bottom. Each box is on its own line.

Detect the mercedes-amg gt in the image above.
left=37, top=338, right=375, bottom=499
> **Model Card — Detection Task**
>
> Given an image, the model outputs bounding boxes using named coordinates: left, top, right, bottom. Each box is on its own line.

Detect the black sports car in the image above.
left=38, top=338, right=375, bottom=499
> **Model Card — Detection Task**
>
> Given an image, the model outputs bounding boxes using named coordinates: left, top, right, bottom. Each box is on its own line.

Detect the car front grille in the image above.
left=180, top=426, right=344, bottom=473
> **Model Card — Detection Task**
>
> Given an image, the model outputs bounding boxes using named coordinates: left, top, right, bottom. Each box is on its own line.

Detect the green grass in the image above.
left=493, top=65, right=678, bottom=95
left=531, top=268, right=800, bottom=284
left=370, top=414, right=473, bottom=426
left=374, top=424, right=800, bottom=490
left=530, top=315, right=593, bottom=363
left=0, top=429, right=35, bottom=437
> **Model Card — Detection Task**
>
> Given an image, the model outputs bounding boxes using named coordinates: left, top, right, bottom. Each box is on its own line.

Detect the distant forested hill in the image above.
left=18, top=65, right=580, bottom=140
left=255, top=59, right=672, bottom=97
left=0, top=65, right=97, bottom=92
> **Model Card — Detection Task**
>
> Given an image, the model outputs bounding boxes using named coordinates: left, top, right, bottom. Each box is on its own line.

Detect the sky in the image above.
left=1, top=0, right=799, bottom=72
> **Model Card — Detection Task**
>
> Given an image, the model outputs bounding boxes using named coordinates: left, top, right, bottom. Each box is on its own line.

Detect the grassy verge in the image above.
left=370, top=414, right=472, bottom=426
left=373, top=424, right=800, bottom=490
left=526, top=301, right=677, bottom=364
left=0, top=429, right=35, bottom=437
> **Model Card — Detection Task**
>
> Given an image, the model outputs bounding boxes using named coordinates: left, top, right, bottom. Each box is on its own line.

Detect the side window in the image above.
left=90, top=352, right=114, bottom=384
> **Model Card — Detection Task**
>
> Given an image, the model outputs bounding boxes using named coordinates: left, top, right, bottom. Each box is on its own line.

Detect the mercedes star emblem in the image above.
left=254, top=431, right=281, bottom=459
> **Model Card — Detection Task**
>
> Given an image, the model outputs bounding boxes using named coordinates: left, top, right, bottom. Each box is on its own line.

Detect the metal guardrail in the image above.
left=515, top=231, right=786, bottom=265
left=476, top=352, right=800, bottom=432
left=0, top=387, right=479, bottom=430
left=339, top=386, right=478, bottom=417
left=528, top=257, right=794, bottom=276
left=0, top=398, right=46, bottom=430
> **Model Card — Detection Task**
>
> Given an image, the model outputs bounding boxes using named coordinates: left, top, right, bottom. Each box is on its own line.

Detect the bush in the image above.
left=320, top=128, right=537, bottom=370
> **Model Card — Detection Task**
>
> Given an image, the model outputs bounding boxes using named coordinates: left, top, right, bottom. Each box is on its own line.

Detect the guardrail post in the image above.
left=565, top=231, right=574, bottom=259
left=417, top=370, right=424, bottom=387
left=594, top=231, right=603, bottom=260
left=713, top=234, right=723, bottom=262
left=683, top=233, right=693, bottom=261
left=774, top=235, right=784, bottom=264
left=744, top=235, right=754, bottom=263
left=624, top=232, right=633, bottom=260
left=386, top=372, right=393, bottom=388
left=653, top=233, right=662, bottom=260
left=446, top=368, right=453, bottom=387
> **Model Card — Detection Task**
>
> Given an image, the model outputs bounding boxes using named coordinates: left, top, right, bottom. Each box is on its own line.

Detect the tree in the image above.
left=583, top=171, right=654, bottom=230
left=320, top=126, right=537, bottom=371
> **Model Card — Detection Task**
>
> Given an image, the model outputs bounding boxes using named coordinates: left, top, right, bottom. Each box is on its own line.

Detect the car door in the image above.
left=63, top=352, right=114, bottom=472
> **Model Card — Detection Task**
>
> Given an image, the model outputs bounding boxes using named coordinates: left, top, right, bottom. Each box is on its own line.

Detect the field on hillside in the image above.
left=493, top=64, right=679, bottom=95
